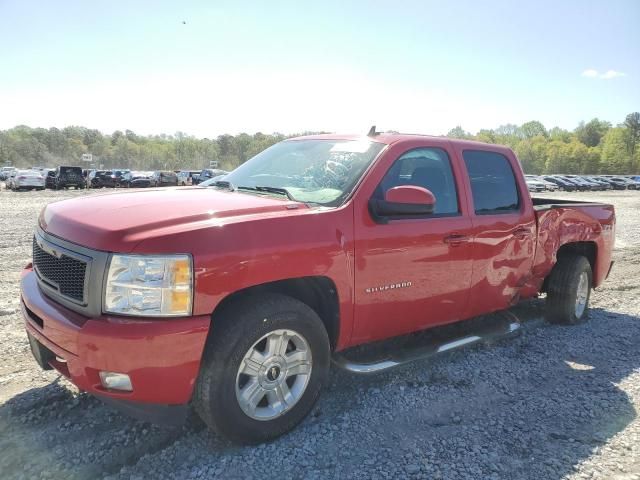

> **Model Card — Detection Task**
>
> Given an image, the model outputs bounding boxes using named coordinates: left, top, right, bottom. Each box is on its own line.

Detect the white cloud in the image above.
left=581, top=69, right=626, bottom=80
left=600, top=70, right=626, bottom=79
left=581, top=69, right=599, bottom=78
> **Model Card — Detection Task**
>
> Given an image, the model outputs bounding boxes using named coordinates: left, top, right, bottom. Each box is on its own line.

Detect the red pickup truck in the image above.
left=21, top=132, right=615, bottom=443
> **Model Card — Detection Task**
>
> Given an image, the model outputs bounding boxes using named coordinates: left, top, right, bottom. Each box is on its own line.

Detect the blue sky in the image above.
left=1, top=0, right=638, bottom=137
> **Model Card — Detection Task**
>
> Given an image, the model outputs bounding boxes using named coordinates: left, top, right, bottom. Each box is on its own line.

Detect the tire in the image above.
left=546, top=254, right=592, bottom=325
left=194, top=293, right=330, bottom=444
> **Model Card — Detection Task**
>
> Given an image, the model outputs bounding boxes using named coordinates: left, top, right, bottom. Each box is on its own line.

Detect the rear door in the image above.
left=453, top=147, right=536, bottom=318
left=352, top=140, right=474, bottom=344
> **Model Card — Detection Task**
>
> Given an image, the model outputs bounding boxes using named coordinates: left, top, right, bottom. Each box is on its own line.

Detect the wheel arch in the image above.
left=208, top=276, right=341, bottom=350
left=542, top=241, right=597, bottom=292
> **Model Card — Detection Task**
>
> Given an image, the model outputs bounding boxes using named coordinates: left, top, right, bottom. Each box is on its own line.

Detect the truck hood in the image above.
left=40, top=187, right=307, bottom=252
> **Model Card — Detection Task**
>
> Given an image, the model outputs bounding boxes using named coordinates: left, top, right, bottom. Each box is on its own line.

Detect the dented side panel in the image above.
left=522, top=203, right=616, bottom=296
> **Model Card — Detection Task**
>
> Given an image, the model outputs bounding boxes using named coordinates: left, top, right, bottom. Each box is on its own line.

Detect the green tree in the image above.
left=548, top=127, right=572, bottom=142
left=446, top=126, right=472, bottom=139
left=520, top=121, right=547, bottom=139
left=623, top=112, right=640, bottom=169
left=600, top=128, right=632, bottom=173
left=574, top=118, right=611, bottom=147
left=515, top=136, right=547, bottom=173
left=475, top=129, right=496, bottom=143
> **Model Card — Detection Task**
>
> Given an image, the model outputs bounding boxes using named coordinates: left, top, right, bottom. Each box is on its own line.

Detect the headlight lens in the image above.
left=104, top=254, right=192, bottom=316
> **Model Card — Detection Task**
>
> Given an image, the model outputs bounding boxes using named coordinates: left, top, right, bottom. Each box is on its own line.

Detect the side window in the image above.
left=463, top=150, right=520, bottom=214
left=376, top=147, right=459, bottom=215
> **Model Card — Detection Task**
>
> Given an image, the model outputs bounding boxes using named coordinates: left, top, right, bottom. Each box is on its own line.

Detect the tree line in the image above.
left=0, top=112, right=638, bottom=174
left=0, top=128, right=289, bottom=172
left=446, top=112, right=639, bottom=174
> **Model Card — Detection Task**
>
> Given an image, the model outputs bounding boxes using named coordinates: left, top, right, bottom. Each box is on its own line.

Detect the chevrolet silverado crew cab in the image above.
left=21, top=132, right=615, bottom=444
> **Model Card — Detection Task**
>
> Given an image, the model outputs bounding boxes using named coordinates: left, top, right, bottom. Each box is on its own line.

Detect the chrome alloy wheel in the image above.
left=235, top=329, right=312, bottom=421
left=575, top=271, right=589, bottom=318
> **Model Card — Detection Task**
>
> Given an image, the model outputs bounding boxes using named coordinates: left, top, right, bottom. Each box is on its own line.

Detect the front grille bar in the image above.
left=32, top=234, right=92, bottom=305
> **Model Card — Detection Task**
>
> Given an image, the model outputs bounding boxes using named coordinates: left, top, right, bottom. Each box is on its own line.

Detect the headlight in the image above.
left=104, top=254, right=192, bottom=316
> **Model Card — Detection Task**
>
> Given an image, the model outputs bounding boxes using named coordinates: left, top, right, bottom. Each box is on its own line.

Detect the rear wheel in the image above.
left=194, top=294, right=330, bottom=444
left=546, top=254, right=592, bottom=324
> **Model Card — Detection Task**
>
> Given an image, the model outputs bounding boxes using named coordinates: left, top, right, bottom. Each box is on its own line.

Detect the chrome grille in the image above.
left=32, top=236, right=87, bottom=303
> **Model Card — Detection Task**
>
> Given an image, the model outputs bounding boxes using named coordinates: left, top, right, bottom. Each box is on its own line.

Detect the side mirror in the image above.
left=369, top=185, right=436, bottom=223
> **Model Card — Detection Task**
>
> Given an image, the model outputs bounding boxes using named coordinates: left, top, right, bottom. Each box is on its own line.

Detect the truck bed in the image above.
left=531, top=196, right=613, bottom=210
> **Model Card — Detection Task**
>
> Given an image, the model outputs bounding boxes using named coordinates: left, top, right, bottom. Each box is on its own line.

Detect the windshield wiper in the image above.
left=237, top=185, right=296, bottom=201
left=214, top=180, right=236, bottom=191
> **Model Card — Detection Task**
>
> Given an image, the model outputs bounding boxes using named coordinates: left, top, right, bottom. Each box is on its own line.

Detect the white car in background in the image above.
left=8, top=170, right=46, bottom=191
left=525, top=174, right=558, bottom=192
left=1, top=166, right=17, bottom=181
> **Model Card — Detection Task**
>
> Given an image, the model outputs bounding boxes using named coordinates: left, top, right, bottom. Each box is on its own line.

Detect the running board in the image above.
left=332, top=314, right=521, bottom=375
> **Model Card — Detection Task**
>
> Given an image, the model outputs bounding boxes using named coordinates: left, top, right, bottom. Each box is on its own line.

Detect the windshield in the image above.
left=217, top=139, right=385, bottom=206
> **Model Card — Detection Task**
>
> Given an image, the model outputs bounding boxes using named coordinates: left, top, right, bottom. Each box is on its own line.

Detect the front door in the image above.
left=352, top=144, right=474, bottom=345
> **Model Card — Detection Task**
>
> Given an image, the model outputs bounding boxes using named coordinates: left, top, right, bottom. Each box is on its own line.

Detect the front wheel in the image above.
left=194, top=294, right=330, bottom=444
left=546, top=254, right=592, bottom=324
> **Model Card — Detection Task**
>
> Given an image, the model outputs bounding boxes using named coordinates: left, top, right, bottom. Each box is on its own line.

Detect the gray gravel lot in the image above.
left=0, top=187, right=639, bottom=480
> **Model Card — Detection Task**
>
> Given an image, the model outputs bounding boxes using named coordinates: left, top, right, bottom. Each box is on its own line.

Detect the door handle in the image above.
left=513, top=227, right=532, bottom=239
left=443, top=234, right=470, bottom=246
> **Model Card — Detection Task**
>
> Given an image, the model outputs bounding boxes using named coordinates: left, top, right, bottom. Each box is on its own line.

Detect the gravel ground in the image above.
left=0, top=187, right=639, bottom=480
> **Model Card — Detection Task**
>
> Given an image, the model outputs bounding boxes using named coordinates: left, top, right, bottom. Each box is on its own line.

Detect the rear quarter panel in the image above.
left=528, top=203, right=615, bottom=293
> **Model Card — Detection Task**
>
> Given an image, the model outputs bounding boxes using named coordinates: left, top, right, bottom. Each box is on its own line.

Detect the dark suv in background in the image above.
left=48, top=166, right=85, bottom=189
left=194, top=168, right=228, bottom=185
left=150, top=170, right=178, bottom=187
left=87, top=170, right=111, bottom=188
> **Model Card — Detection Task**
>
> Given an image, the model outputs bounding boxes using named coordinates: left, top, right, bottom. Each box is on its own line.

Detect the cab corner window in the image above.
left=463, top=150, right=520, bottom=214
left=375, top=147, right=459, bottom=216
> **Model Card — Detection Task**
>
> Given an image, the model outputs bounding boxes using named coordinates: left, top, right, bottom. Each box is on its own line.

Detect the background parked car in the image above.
left=86, top=170, right=111, bottom=188
left=8, top=169, right=45, bottom=191
left=599, top=175, right=629, bottom=190
left=525, top=178, right=546, bottom=193
left=562, top=176, right=591, bottom=191
left=48, top=166, right=85, bottom=189
left=194, top=168, right=228, bottom=185
left=611, top=176, right=639, bottom=190
left=150, top=170, right=178, bottom=187
left=583, top=176, right=612, bottom=190
left=525, top=175, right=557, bottom=191
left=541, top=175, right=576, bottom=191
left=0, top=166, right=17, bottom=181
left=537, top=177, right=558, bottom=191
left=177, top=170, right=202, bottom=186
left=562, top=175, right=599, bottom=190
left=107, top=169, right=132, bottom=187
left=129, top=171, right=154, bottom=188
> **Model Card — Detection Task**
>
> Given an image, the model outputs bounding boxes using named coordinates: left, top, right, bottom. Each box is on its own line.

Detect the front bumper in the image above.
left=21, top=268, right=211, bottom=409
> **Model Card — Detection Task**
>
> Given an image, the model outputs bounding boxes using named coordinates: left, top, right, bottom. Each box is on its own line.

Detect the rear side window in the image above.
left=463, top=150, right=520, bottom=214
